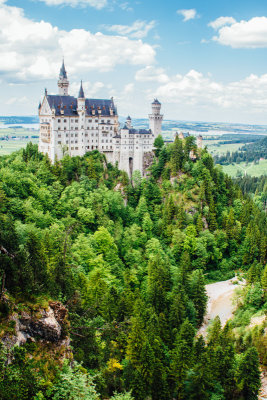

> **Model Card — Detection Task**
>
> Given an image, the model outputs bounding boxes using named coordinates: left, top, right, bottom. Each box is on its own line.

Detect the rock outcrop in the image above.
left=2, top=301, right=70, bottom=349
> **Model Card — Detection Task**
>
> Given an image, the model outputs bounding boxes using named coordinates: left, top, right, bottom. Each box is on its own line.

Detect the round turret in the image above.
left=149, top=99, right=163, bottom=137
left=126, top=115, right=132, bottom=129
left=151, top=98, right=161, bottom=115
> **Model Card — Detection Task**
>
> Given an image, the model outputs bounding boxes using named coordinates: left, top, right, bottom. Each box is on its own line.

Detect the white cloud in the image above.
left=37, top=0, right=108, bottom=9
left=208, top=16, right=236, bottom=30
left=6, top=96, right=28, bottom=105
left=119, top=2, right=133, bottom=12
left=135, top=66, right=169, bottom=83
left=177, top=9, right=197, bottom=22
left=123, top=83, right=134, bottom=93
left=0, top=2, right=156, bottom=82
left=153, top=69, right=267, bottom=113
left=69, top=81, right=105, bottom=97
left=104, top=20, right=156, bottom=39
left=210, top=16, right=267, bottom=48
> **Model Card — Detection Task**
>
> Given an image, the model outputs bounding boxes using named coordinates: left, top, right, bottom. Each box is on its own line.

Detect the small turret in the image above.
left=58, top=59, right=69, bottom=96
left=78, top=80, right=85, bottom=99
left=197, top=134, right=203, bottom=149
left=126, top=115, right=132, bottom=129
left=77, top=81, right=85, bottom=112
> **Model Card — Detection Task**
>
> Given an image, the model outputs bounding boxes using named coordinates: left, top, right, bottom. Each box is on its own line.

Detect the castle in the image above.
left=38, top=61, right=163, bottom=177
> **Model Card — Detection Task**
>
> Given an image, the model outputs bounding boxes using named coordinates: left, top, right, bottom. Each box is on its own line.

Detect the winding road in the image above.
left=198, top=278, right=267, bottom=399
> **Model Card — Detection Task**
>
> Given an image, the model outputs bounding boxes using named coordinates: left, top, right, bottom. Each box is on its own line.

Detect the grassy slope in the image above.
left=222, top=159, right=267, bottom=177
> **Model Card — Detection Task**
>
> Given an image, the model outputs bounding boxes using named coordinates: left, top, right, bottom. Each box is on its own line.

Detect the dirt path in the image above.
left=198, top=278, right=242, bottom=336
left=198, top=278, right=267, bottom=399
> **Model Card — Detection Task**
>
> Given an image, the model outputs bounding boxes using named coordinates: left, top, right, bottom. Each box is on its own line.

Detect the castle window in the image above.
left=101, top=119, right=104, bottom=123
left=58, top=134, right=61, bottom=138
left=58, top=119, right=60, bottom=122
left=75, top=140, right=78, bottom=143
left=75, top=119, right=78, bottom=122
left=89, top=119, right=92, bottom=122
left=71, top=147, right=74, bottom=150
left=64, top=119, right=67, bottom=123
left=66, top=134, right=68, bottom=137
left=85, top=134, right=88, bottom=137
left=71, top=119, right=73, bottom=123
left=75, top=134, right=78, bottom=137
left=58, top=141, right=61, bottom=144
left=75, top=127, right=78, bottom=130
left=95, top=119, right=98, bottom=122
left=75, top=147, right=78, bottom=150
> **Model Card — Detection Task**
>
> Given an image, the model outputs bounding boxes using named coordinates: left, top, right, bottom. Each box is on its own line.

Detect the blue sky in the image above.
left=1, top=0, right=267, bottom=123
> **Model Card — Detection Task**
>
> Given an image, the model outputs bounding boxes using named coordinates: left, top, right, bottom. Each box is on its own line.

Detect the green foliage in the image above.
left=0, top=143, right=266, bottom=400
left=47, top=361, right=99, bottom=400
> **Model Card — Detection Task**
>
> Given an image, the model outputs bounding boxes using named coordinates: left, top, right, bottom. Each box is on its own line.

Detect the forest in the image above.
left=0, top=137, right=266, bottom=400
left=214, top=136, right=267, bottom=165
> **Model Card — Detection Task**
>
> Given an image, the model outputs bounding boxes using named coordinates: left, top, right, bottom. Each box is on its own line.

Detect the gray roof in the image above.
left=126, top=115, right=131, bottom=120
left=127, top=128, right=151, bottom=135
left=45, top=95, right=117, bottom=116
left=152, top=98, right=161, bottom=105
left=78, top=81, right=85, bottom=98
left=59, top=60, right=67, bottom=79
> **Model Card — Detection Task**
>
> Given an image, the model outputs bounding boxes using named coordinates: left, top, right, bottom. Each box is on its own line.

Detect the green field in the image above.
left=0, top=127, right=39, bottom=156
left=0, top=127, right=38, bottom=137
left=222, top=159, right=267, bottom=177
left=0, top=138, right=39, bottom=156
left=204, top=141, right=250, bottom=155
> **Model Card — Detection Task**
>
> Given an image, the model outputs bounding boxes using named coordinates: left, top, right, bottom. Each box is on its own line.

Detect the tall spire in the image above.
left=78, top=80, right=85, bottom=98
left=58, top=59, right=69, bottom=96
left=59, top=59, right=67, bottom=79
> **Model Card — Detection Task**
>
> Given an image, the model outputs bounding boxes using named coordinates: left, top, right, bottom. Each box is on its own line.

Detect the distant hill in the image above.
left=0, top=116, right=39, bottom=124
left=241, top=135, right=267, bottom=155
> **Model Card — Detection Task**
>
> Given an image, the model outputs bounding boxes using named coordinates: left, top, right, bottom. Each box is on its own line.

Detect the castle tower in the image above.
left=197, top=134, right=203, bottom=149
left=149, top=99, right=163, bottom=137
left=126, top=115, right=132, bottom=129
left=58, top=60, right=69, bottom=96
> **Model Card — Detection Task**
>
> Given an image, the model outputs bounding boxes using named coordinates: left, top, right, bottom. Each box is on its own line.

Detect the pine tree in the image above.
left=236, top=347, right=261, bottom=400
left=189, top=269, right=208, bottom=327
left=171, top=136, right=184, bottom=174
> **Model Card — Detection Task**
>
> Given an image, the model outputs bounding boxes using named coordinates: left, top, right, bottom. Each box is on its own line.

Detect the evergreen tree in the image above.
left=171, top=136, right=184, bottom=174
left=236, top=347, right=261, bottom=400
